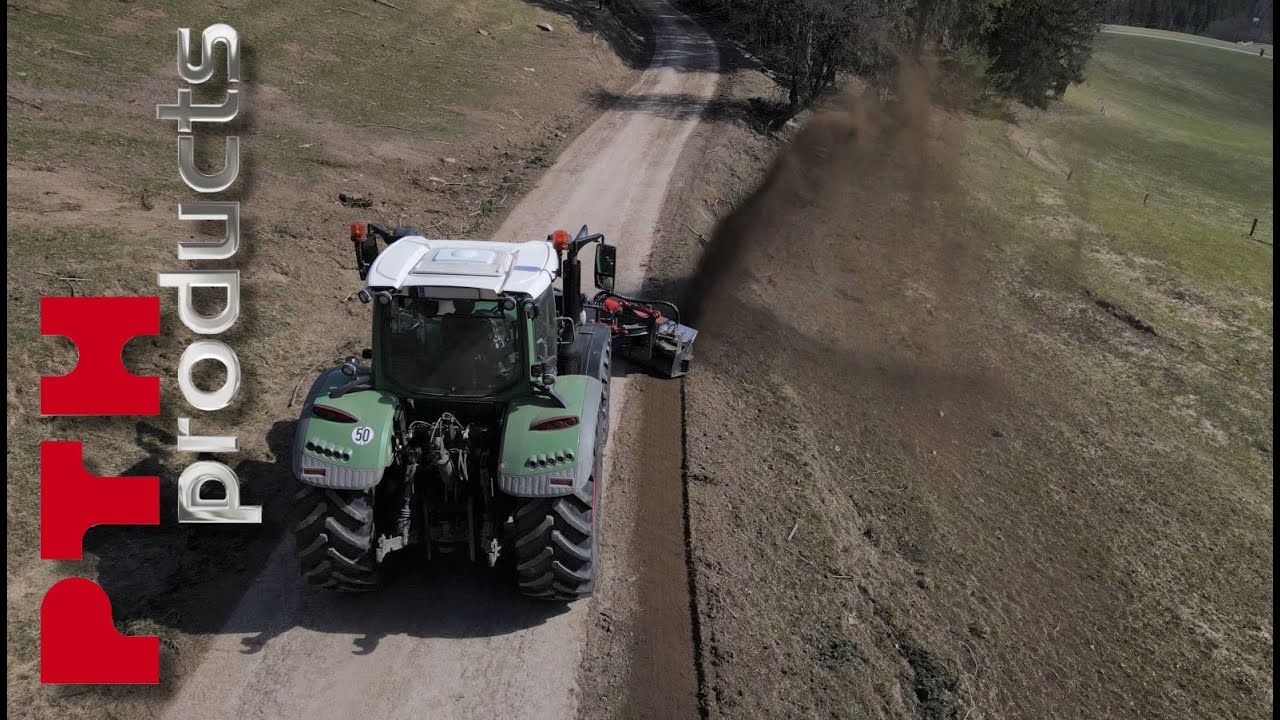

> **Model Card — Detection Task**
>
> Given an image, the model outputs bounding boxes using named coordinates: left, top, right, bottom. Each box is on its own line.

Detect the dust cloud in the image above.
left=682, top=63, right=987, bottom=394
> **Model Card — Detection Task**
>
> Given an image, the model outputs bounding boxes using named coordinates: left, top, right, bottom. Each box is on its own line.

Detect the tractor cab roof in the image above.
left=364, top=236, right=558, bottom=299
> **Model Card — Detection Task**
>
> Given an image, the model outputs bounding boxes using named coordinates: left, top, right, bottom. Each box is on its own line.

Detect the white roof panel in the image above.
left=365, top=237, right=557, bottom=299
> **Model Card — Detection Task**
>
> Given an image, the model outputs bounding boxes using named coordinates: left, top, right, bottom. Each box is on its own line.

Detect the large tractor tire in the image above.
left=513, top=488, right=598, bottom=600
left=294, top=484, right=382, bottom=592
left=514, top=389, right=607, bottom=601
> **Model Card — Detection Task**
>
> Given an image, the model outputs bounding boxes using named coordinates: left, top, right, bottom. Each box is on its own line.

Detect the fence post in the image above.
left=1143, top=193, right=1149, bottom=205
left=1066, top=169, right=1073, bottom=181
left=1250, top=218, right=1258, bottom=237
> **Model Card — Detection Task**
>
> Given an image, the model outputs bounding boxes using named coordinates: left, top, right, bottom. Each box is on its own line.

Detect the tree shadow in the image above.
left=80, top=420, right=298, bottom=638
left=520, top=0, right=722, bottom=73
left=586, top=89, right=792, bottom=131
left=519, top=0, right=653, bottom=70
left=233, top=553, right=570, bottom=656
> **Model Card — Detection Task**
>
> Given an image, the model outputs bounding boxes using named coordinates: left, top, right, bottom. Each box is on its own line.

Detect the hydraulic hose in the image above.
left=592, top=290, right=682, bottom=326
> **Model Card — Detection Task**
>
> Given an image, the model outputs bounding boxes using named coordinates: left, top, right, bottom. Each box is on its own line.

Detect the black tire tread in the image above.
left=294, top=484, right=382, bottom=592
left=513, top=491, right=596, bottom=600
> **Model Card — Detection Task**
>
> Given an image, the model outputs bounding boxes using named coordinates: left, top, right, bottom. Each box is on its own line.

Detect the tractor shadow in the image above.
left=82, top=418, right=569, bottom=667
left=234, top=553, right=571, bottom=656
left=610, top=350, right=688, bottom=379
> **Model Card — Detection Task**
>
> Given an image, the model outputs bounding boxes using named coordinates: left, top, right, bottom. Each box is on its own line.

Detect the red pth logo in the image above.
left=38, top=24, right=255, bottom=685
left=39, top=298, right=162, bottom=684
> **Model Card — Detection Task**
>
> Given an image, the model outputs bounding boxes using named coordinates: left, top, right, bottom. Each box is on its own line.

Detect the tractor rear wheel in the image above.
left=514, top=371, right=608, bottom=601
left=513, top=483, right=598, bottom=600
left=294, top=484, right=382, bottom=592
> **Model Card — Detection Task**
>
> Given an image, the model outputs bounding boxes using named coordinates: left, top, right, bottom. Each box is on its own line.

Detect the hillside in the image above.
left=646, top=23, right=1273, bottom=720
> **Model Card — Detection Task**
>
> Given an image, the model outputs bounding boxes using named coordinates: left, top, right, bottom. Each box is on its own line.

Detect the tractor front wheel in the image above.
left=294, top=485, right=383, bottom=592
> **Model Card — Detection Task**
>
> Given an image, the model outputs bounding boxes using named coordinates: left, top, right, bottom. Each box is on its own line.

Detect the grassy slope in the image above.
left=965, top=30, right=1272, bottom=466
left=950, top=29, right=1274, bottom=716
left=5, top=1, right=642, bottom=717
left=675, top=26, right=1272, bottom=720
left=1102, top=24, right=1274, bottom=55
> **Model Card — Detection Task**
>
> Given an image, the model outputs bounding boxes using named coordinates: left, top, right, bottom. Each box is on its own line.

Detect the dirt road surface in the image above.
left=158, top=2, right=718, bottom=719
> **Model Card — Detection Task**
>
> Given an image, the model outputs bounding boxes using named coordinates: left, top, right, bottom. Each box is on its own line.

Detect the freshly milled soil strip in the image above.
left=680, top=379, right=710, bottom=720
left=622, top=376, right=699, bottom=720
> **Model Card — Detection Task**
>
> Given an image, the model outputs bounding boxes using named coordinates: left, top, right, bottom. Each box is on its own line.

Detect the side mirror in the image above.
left=594, top=243, right=617, bottom=292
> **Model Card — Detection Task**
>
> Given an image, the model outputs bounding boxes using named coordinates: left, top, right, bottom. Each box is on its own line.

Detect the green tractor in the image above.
left=290, top=223, right=696, bottom=600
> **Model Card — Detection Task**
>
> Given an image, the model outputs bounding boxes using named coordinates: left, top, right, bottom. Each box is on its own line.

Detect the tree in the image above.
left=689, top=0, right=911, bottom=110
left=742, top=0, right=912, bottom=109
left=683, top=0, right=1111, bottom=111
left=910, top=0, right=1007, bottom=57
left=986, top=0, right=1107, bottom=107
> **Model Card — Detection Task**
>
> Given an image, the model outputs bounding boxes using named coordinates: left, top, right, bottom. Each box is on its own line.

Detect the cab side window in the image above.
left=534, top=290, right=557, bottom=367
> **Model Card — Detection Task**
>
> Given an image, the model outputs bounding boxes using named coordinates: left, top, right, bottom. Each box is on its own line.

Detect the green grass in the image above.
left=955, top=26, right=1274, bottom=511
left=1064, top=32, right=1271, bottom=326
left=1102, top=24, right=1274, bottom=55
left=7, top=0, right=569, bottom=134
left=942, top=30, right=1273, bottom=716
left=967, top=27, right=1273, bottom=353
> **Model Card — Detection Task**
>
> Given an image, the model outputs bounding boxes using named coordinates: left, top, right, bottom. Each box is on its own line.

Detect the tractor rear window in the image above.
left=378, top=297, right=521, bottom=396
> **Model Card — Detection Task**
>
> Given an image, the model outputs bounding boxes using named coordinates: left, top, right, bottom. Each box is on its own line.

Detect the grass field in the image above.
left=670, top=23, right=1274, bottom=720
left=949, top=28, right=1275, bottom=715
left=963, top=27, right=1273, bottom=466
left=6, top=0, right=636, bottom=201
left=1102, top=24, right=1274, bottom=56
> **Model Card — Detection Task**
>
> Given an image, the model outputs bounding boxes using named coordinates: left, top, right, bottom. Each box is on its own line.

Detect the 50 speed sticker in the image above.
left=352, top=426, right=374, bottom=445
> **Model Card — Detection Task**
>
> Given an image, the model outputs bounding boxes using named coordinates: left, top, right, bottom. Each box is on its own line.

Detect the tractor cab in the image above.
left=354, top=230, right=562, bottom=400
left=347, top=222, right=694, bottom=388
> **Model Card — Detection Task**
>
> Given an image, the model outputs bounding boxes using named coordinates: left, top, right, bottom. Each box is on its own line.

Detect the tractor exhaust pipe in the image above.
left=554, top=226, right=596, bottom=325
left=564, top=254, right=582, bottom=323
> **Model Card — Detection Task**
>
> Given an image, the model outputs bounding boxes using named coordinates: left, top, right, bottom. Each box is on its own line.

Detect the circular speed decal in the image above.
left=351, top=426, right=374, bottom=446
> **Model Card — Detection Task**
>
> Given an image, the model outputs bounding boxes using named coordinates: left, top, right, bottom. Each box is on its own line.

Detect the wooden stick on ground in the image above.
left=290, top=361, right=324, bottom=407
left=8, top=94, right=44, bottom=111
left=786, top=547, right=851, bottom=580
left=354, top=123, right=414, bottom=132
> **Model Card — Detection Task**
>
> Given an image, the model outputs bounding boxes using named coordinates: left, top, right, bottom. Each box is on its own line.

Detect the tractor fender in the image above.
left=498, top=375, right=604, bottom=498
left=559, top=321, right=612, bottom=379
left=292, top=368, right=399, bottom=490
